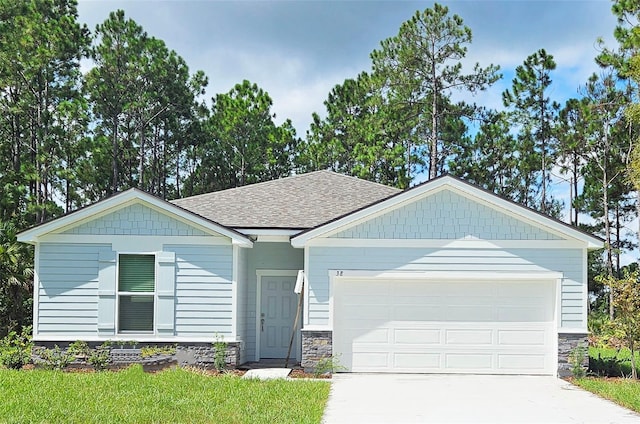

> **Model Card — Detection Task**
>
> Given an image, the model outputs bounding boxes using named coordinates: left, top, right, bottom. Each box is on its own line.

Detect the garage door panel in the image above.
left=445, top=329, right=493, bottom=345
left=498, top=354, right=547, bottom=370
left=393, top=353, right=440, bottom=369
left=445, top=353, right=493, bottom=369
left=498, top=329, right=547, bottom=346
left=352, top=352, right=389, bottom=369
left=346, top=328, right=389, bottom=343
left=393, top=328, right=440, bottom=344
left=333, top=279, right=556, bottom=375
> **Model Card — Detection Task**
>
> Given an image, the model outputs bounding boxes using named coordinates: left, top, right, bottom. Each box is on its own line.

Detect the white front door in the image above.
left=259, top=274, right=298, bottom=358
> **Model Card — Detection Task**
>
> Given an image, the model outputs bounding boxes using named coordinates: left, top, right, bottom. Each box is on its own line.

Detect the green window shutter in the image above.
left=118, top=255, right=155, bottom=292
left=119, top=295, right=154, bottom=332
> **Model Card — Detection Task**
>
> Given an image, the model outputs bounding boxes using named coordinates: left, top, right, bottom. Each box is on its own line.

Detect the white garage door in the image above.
left=333, top=279, right=556, bottom=375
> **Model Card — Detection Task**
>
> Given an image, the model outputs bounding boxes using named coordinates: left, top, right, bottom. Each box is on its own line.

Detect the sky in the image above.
left=75, top=0, right=633, bottom=248
left=77, top=0, right=620, bottom=138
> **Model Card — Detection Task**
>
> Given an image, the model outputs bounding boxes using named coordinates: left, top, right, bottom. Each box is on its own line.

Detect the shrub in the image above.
left=88, top=342, right=112, bottom=371
left=40, top=345, right=73, bottom=370
left=569, top=345, right=587, bottom=378
left=67, top=340, right=90, bottom=358
left=313, top=355, right=346, bottom=378
left=213, top=334, right=226, bottom=371
left=0, top=326, right=32, bottom=369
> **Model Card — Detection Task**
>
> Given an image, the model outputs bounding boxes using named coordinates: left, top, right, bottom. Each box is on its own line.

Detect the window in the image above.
left=118, top=254, right=155, bottom=333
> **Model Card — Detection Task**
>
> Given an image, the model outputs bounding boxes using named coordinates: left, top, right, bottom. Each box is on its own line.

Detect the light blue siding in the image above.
left=62, top=203, right=208, bottom=236
left=307, top=247, right=584, bottom=329
left=332, top=190, right=562, bottom=240
left=38, top=243, right=112, bottom=335
left=164, top=244, right=234, bottom=337
left=236, top=247, right=248, bottom=363
left=244, top=242, right=304, bottom=361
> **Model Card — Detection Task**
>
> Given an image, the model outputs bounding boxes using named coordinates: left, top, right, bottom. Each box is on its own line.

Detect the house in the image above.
left=17, top=171, right=602, bottom=375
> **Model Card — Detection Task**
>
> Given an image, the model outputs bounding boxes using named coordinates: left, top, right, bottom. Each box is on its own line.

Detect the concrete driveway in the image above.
left=322, top=374, right=640, bottom=423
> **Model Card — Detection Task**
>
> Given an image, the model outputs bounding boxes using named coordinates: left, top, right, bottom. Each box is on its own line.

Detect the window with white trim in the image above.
left=118, top=254, right=155, bottom=333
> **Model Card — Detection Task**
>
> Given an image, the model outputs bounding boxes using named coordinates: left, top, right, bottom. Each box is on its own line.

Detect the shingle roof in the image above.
left=171, top=170, right=401, bottom=229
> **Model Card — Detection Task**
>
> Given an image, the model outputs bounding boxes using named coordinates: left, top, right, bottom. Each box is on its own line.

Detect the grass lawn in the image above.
left=574, top=378, right=640, bottom=413
left=0, top=365, right=331, bottom=423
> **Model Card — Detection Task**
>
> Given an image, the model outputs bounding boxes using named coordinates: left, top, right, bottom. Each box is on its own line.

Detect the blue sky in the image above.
left=78, top=1, right=635, bottom=260
left=77, top=0, right=619, bottom=137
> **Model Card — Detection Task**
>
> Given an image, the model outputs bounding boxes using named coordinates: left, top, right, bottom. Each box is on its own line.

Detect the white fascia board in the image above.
left=17, top=188, right=252, bottom=248
left=291, top=176, right=603, bottom=249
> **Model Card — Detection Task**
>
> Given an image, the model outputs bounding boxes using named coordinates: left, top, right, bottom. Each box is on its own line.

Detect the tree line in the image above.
left=1, top=0, right=639, bottom=334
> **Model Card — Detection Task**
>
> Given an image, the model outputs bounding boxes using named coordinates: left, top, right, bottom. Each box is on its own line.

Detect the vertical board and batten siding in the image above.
left=38, top=243, right=113, bottom=335
left=330, top=190, right=562, bottom=241
left=244, top=242, right=304, bottom=361
left=61, top=203, right=208, bottom=236
left=307, top=247, right=583, bottom=329
left=164, top=244, right=234, bottom=337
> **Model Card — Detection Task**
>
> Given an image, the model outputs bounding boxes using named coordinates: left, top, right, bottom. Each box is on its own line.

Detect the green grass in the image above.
left=574, top=378, right=640, bottom=413
left=0, top=365, right=330, bottom=423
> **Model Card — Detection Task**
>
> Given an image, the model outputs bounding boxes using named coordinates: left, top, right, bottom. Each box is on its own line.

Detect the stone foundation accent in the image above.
left=557, top=333, right=588, bottom=377
left=33, top=341, right=241, bottom=369
left=176, top=342, right=240, bottom=369
left=301, top=330, right=332, bottom=372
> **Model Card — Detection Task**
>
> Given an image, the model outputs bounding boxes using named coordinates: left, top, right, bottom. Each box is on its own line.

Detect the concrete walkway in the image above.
left=322, top=374, right=640, bottom=423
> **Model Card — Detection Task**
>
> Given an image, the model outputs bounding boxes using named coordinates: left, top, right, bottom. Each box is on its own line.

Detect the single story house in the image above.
left=18, top=171, right=602, bottom=375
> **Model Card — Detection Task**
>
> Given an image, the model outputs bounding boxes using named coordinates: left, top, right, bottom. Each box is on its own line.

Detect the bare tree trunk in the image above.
left=112, top=117, right=119, bottom=194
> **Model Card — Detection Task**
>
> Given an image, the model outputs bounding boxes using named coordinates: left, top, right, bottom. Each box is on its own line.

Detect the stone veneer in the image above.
left=557, top=333, right=588, bottom=377
left=175, top=342, right=240, bottom=369
left=301, top=330, right=332, bottom=372
left=33, top=341, right=241, bottom=369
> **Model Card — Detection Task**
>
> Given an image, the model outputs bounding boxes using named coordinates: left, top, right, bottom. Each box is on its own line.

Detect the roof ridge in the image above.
left=173, top=170, right=399, bottom=203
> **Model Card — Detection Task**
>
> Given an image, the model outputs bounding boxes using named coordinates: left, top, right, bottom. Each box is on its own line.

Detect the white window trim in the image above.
left=116, top=253, right=157, bottom=335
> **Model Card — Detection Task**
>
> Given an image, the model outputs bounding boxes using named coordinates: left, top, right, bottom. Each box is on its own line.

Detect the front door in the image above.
left=259, top=274, right=298, bottom=358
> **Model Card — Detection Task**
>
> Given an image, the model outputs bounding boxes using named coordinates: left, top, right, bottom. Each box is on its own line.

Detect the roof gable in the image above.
left=331, top=189, right=563, bottom=241
left=291, top=175, right=603, bottom=248
left=60, top=203, right=209, bottom=237
left=171, top=170, right=400, bottom=229
left=18, top=189, right=252, bottom=247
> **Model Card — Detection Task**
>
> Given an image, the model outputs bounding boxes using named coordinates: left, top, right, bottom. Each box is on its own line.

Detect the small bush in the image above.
left=0, top=326, right=32, bottom=369
left=313, top=355, right=346, bottom=377
left=88, top=342, right=112, bottom=371
left=213, top=334, right=226, bottom=371
left=67, top=340, right=90, bottom=358
left=40, top=345, right=73, bottom=370
left=569, top=345, right=587, bottom=378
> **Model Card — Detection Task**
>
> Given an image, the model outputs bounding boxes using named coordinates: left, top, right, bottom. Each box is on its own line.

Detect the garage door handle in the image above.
left=261, top=318, right=264, bottom=332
